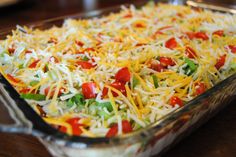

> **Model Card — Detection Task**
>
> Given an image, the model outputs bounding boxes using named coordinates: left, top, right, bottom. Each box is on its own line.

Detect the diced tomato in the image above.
left=19, top=88, right=31, bottom=94
left=150, top=60, right=165, bottom=72
left=44, top=87, right=65, bottom=98
left=106, top=120, right=133, bottom=138
left=186, top=32, right=195, bottom=40
left=194, top=32, right=209, bottom=40
left=213, top=30, right=224, bottom=37
left=106, top=124, right=118, bottom=138
left=102, top=81, right=126, bottom=97
left=66, top=117, right=81, bottom=126
left=186, top=32, right=209, bottom=40
left=75, top=40, right=84, bottom=47
left=49, top=56, right=59, bottom=63
left=135, top=43, right=146, bottom=47
left=135, top=23, right=145, bottom=28
left=59, top=126, right=67, bottom=133
left=215, top=54, right=226, bottom=70
left=159, top=57, right=176, bottom=67
left=84, top=47, right=95, bottom=52
left=115, top=67, right=131, bottom=83
left=29, top=59, right=40, bottom=68
left=169, top=96, right=183, bottom=107
left=194, top=82, right=206, bottom=95
left=82, top=82, right=97, bottom=99
left=25, top=50, right=32, bottom=54
left=66, top=117, right=83, bottom=136
left=76, top=61, right=95, bottom=69
left=6, top=74, right=21, bottom=83
left=185, top=46, right=197, bottom=59
left=122, top=120, right=133, bottom=133
left=229, top=45, right=236, bottom=54
left=8, top=48, right=15, bottom=54
left=165, top=37, right=178, bottom=50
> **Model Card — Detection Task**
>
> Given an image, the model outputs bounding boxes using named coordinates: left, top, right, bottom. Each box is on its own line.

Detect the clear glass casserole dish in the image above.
left=0, top=0, right=236, bottom=157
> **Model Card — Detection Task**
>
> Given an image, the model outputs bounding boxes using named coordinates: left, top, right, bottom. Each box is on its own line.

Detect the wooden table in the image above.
left=0, top=0, right=236, bottom=157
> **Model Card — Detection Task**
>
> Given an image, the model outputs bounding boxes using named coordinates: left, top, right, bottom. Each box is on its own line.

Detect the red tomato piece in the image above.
left=194, top=82, right=206, bottom=95
left=25, top=50, right=32, bottom=54
left=150, top=59, right=166, bottom=72
left=59, top=126, right=67, bottom=133
left=82, top=82, right=97, bottom=99
left=135, top=23, right=145, bottom=28
left=194, top=32, right=209, bottom=40
left=66, top=117, right=83, bottom=136
left=186, top=32, right=195, bottom=40
left=169, top=96, right=183, bottom=107
left=44, top=87, right=65, bottom=98
left=66, top=117, right=82, bottom=126
left=185, top=46, right=197, bottom=59
left=8, top=48, right=15, bottom=54
left=159, top=57, right=176, bottom=67
left=102, top=81, right=126, bottom=97
left=19, top=88, right=31, bottom=94
left=115, top=67, right=131, bottom=83
left=106, top=124, right=118, bottom=138
left=229, top=45, right=236, bottom=54
left=165, top=37, right=178, bottom=50
left=106, top=120, right=133, bottom=138
left=215, top=54, right=226, bottom=70
left=29, top=59, right=40, bottom=68
left=84, top=47, right=95, bottom=52
left=75, top=40, right=84, bottom=47
left=122, top=120, right=133, bottom=133
left=6, top=74, right=21, bottom=83
left=76, top=61, right=95, bottom=69
left=213, top=30, right=224, bottom=37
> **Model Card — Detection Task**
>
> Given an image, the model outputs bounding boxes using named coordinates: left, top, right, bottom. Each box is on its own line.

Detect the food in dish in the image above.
left=0, top=2, right=236, bottom=137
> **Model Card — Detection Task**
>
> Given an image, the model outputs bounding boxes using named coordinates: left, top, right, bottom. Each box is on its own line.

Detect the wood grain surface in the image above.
left=0, top=0, right=235, bottom=157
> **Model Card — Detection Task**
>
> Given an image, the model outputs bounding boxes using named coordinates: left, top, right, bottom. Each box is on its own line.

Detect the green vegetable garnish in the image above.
left=152, top=74, right=158, bottom=88
left=67, top=93, right=85, bottom=107
left=184, top=58, right=198, bottom=76
left=132, top=76, right=139, bottom=89
left=98, top=110, right=110, bottom=120
left=20, top=93, right=46, bottom=101
left=96, top=101, right=113, bottom=112
left=29, top=80, right=39, bottom=86
left=82, top=56, right=89, bottom=61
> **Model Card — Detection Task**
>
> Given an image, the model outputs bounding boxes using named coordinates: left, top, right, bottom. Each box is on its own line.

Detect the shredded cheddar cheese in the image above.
left=0, top=2, right=236, bottom=137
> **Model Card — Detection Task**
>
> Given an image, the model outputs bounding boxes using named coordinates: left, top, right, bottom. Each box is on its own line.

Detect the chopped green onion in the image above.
left=184, top=58, right=198, bottom=76
left=230, top=63, right=236, bottom=70
left=67, top=93, right=85, bottom=107
left=20, top=93, right=46, bottom=101
left=96, top=101, right=113, bottom=112
left=98, top=110, right=110, bottom=120
left=82, top=56, right=89, bottom=61
left=132, top=76, right=139, bottom=89
left=152, top=74, right=158, bottom=88
left=30, top=80, right=39, bottom=86
left=67, top=98, right=74, bottom=108
left=185, top=58, right=197, bottom=71
left=88, top=98, right=96, bottom=105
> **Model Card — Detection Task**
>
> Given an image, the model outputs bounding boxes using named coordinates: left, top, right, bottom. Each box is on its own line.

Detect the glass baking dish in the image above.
left=0, top=0, right=236, bottom=157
